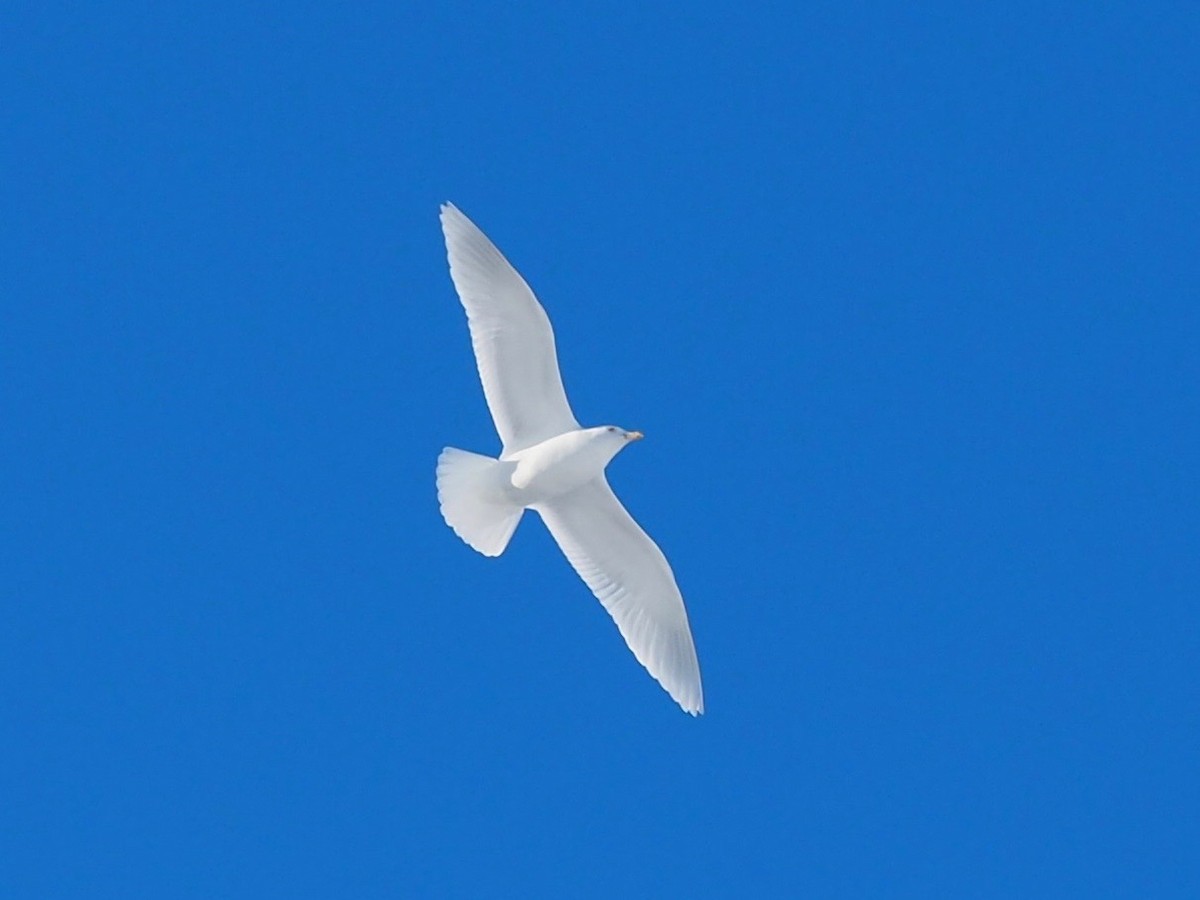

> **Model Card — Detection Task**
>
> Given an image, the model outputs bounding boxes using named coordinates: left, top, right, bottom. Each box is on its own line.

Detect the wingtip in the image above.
left=667, top=681, right=704, bottom=716
left=440, top=203, right=476, bottom=240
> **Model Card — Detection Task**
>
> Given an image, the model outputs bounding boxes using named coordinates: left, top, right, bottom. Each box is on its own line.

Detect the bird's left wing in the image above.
left=440, top=203, right=580, bottom=455
left=535, top=478, right=704, bottom=715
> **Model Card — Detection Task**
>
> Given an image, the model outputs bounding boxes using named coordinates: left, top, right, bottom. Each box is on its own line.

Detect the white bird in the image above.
left=435, top=203, right=704, bottom=715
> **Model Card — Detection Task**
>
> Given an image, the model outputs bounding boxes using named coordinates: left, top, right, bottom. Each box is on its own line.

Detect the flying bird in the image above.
left=435, top=203, right=704, bottom=715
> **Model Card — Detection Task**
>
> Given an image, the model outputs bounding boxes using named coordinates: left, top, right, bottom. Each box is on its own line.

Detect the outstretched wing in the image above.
left=536, top=478, right=704, bottom=715
left=440, top=203, right=580, bottom=455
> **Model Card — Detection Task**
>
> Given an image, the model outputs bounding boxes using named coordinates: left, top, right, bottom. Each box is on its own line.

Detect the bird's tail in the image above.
left=436, top=447, right=523, bottom=557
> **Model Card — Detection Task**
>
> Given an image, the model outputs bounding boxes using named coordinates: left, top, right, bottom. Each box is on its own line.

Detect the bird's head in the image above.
left=602, top=425, right=644, bottom=444
left=593, top=425, right=644, bottom=461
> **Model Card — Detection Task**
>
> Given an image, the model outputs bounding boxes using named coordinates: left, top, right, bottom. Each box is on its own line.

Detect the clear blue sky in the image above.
left=4, top=3, right=1197, bottom=897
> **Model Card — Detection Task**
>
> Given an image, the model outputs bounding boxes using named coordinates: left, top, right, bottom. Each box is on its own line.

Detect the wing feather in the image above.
left=440, top=204, right=579, bottom=454
left=536, top=478, right=704, bottom=715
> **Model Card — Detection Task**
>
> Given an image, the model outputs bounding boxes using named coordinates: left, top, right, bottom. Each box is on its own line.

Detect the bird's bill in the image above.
left=625, top=431, right=644, bottom=441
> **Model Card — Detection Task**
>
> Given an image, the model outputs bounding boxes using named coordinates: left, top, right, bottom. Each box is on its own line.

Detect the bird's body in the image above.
left=435, top=203, right=704, bottom=715
left=507, top=426, right=639, bottom=499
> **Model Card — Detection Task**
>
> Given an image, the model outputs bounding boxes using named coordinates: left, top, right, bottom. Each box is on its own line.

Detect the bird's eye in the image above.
left=607, top=427, right=616, bottom=432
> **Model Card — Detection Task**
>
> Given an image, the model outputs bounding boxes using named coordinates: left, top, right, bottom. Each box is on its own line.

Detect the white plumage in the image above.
left=436, top=203, right=703, bottom=715
left=441, top=204, right=579, bottom=455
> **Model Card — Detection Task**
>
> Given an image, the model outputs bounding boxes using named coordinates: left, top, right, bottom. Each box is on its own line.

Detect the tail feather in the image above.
left=436, top=447, right=523, bottom=557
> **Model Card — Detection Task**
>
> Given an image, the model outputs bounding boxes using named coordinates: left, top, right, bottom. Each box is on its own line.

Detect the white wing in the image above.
left=536, top=478, right=704, bottom=715
left=440, top=203, right=580, bottom=455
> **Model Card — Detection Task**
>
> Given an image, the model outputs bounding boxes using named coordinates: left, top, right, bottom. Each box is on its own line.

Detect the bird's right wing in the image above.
left=536, top=477, right=704, bottom=715
left=440, top=203, right=580, bottom=455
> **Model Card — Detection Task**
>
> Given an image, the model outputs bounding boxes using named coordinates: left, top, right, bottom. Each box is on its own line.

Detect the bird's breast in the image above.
left=505, top=430, right=608, bottom=504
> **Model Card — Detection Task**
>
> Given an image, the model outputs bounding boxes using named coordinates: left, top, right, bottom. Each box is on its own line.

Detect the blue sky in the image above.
left=4, top=2, right=1198, bottom=896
